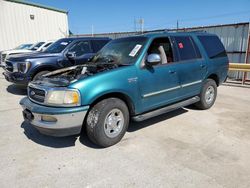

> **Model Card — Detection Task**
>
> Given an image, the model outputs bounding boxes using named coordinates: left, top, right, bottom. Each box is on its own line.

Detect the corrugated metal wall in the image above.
left=0, top=0, right=69, bottom=51
left=77, top=22, right=250, bottom=80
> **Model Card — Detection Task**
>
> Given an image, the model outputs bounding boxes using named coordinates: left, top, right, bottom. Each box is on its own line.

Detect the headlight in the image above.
left=18, top=61, right=31, bottom=73
left=45, top=89, right=81, bottom=106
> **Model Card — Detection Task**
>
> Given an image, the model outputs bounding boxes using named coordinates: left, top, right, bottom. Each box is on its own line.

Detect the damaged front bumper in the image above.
left=3, top=71, right=31, bottom=85
left=20, top=97, right=89, bottom=137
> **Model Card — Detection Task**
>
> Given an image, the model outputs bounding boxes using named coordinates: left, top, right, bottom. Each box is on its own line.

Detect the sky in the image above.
left=27, top=0, right=250, bottom=35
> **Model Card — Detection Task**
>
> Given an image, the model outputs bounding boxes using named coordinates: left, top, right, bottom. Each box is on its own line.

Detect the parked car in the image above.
left=3, top=37, right=110, bottom=86
left=20, top=32, right=229, bottom=147
left=0, top=43, right=33, bottom=64
left=0, top=42, right=45, bottom=64
left=36, top=41, right=54, bottom=52
left=14, top=44, right=33, bottom=50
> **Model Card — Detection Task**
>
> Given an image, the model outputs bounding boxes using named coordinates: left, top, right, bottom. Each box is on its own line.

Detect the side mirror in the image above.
left=146, top=54, right=161, bottom=66
left=66, top=52, right=76, bottom=59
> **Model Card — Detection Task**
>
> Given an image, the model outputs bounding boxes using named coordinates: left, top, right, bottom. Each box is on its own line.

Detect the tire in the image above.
left=86, top=98, right=129, bottom=147
left=195, top=79, right=217, bottom=110
left=32, top=71, right=50, bottom=81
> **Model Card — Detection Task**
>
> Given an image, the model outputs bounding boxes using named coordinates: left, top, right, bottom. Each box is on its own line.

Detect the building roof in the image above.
left=5, top=0, right=68, bottom=14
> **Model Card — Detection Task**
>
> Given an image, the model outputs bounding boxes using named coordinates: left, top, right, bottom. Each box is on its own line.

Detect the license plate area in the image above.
left=23, top=109, right=34, bottom=121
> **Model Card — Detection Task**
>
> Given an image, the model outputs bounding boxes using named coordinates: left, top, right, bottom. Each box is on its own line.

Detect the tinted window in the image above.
left=68, top=41, right=91, bottom=56
left=92, top=40, right=110, bottom=52
left=198, top=35, right=227, bottom=59
left=44, top=38, right=73, bottom=54
left=174, top=36, right=199, bottom=61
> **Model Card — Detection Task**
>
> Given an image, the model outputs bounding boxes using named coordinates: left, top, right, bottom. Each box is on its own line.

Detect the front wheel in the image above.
left=195, top=79, right=217, bottom=110
left=32, top=71, right=50, bottom=81
left=86, top=98, right=129, bottom=147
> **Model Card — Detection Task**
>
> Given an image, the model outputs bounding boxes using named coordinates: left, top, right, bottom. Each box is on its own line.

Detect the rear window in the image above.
left=174, top=36, right=201, bottom=61
left=198, top=35, right=227, bottom=59
left=92, top=40, right=110, bottom=52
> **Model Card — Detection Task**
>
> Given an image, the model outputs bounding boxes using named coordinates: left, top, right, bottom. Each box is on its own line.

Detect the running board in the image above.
left=132, top=96, right=200, bottom=122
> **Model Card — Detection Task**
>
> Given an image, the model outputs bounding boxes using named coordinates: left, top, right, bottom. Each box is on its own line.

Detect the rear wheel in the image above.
left=86, top=98, right=129, bottom=147
left=195, top=79, right=217, bottom=110
left=32, top=71, right=50, bottom=81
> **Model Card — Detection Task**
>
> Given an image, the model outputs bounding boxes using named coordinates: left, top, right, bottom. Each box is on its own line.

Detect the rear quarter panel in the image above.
left=193, top=34, right=229, bottom=85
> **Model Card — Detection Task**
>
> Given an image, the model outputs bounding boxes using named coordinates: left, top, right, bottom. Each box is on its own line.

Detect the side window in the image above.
left=92, top=40, right=110, bottom=52
left=198, top=35, right=227, bottom=59
left=147, top=37, right=174, bottom=64
left=174, top=36, right=200, bottom=61
left=68, top=41, right=91, bottom=56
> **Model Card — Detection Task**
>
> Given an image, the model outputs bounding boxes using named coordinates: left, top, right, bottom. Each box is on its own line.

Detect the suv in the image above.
left=3, top=37, right=110, bottom=86
left=20, top=32, right=228, bottom=147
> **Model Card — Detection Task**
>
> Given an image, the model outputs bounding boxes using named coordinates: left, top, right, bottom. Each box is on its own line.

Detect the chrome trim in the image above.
left=143, top=86, right=181, bottom=98
left=181, top=80, right=202, bottom=88
left=142, top=80, right=202, bottom=98
left=28, top=83, right=81, bottom=107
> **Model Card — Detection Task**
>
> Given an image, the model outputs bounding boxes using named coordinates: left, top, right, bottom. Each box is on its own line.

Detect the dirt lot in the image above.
left=0, top=69, right=250, bottom=188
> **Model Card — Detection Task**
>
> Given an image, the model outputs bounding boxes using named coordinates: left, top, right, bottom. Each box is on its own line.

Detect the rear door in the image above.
left=171, top=35, right=207, bottom=99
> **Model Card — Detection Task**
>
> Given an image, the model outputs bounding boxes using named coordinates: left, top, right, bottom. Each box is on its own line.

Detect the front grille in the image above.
left=28, top=86, right=46, bottom=103
left=5, top=61, right=13, bottom=72
left=2, top=54, right=7, bottom=63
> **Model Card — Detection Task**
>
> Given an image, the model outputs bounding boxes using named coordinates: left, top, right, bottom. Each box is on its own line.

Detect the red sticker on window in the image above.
left=178, top=43, right=184, bottom=49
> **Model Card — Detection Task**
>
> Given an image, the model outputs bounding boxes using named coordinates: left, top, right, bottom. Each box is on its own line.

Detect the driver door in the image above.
left=65, top=40, right=92, bottom=66
left=137, top=37, right=181, bottom=113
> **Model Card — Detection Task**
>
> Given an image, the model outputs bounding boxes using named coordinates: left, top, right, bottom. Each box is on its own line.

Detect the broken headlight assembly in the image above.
left=45, top=89, right=81, bottom=107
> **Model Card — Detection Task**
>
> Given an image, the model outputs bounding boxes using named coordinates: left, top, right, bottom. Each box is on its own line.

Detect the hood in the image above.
left=31, top=62, right=122, bottom=87
left=3, top=49, right=32, bottom=55
left=7, top=52, right=60, bottom=62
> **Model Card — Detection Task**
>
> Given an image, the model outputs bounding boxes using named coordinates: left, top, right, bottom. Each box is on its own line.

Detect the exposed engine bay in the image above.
left=32, top=63, right=120, bottom=87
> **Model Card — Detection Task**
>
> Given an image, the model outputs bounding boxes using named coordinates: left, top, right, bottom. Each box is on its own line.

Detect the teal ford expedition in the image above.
left=20, top=32, right=229, bottom=147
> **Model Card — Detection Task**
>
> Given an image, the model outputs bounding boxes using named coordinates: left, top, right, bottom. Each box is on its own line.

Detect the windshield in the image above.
left=44, top=39, right=73, bottom=54
left=15, top=44, right=32, bottom=50
left=92, top=37, right=147, bottom=65
left=29, top=42, right=45, bottom=51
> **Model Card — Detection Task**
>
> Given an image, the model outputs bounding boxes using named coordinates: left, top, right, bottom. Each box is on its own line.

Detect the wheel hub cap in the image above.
left=205, top=86, right=215, bottom=105
left=104, top=109, right=124, bottom=138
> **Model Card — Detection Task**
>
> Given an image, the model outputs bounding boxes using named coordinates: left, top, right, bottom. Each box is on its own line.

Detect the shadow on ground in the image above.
left=7, top=84, right=27, bottom=95
left=21, top=122, right=78, bottom=148
left=21, top=108, right=188, bottom=148
left=128, top=108, right=188, bottom=132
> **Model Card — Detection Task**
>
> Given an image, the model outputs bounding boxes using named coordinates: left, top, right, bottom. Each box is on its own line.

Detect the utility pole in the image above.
left=139, top=18, right=144, bottom=33
left=177, top=20, right=179, bottom=31
left=134, top=17, right=136, bottom=32
left=91, top=25, right=94, bottom=37
left=134, top=18, right=144, bottom=33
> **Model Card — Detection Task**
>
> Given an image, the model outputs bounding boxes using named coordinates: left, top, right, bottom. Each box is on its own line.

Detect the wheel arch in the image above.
left=30, top=65, right=57, bottom=79
left=89, top=92, right=136, bottom=116
left=207, top=73, right=219, bottom=86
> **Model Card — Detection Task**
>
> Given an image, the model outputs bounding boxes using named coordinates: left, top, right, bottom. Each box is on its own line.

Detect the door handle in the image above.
left=169, top=70, right=176, bottom=74
left=200, top=64, right=206, bottom=69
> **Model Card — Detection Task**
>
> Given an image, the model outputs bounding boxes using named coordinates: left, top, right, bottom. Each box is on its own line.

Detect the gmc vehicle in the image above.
left=3, top=37, right=110, bottom=85
left=20, top=32, right=228, bottom=147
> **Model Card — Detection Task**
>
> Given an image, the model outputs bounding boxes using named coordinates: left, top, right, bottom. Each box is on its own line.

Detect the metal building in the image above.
left=0, top=0, right=69, bottom=51
left=77, top=22, right=250, bottom=80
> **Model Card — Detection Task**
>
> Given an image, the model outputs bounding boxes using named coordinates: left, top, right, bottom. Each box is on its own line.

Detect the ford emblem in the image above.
left=30, top=91, right=36, bottom=96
